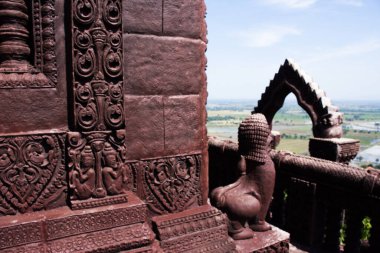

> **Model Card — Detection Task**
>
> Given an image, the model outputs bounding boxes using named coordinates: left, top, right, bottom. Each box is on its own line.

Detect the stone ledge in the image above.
left=152, top=205, right=236, bottom=252
left=0, top=192, right=155, bottom=252
left=235, top=226, right=290, bottom=253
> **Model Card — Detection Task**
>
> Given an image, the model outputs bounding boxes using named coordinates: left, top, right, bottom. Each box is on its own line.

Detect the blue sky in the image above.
left=205, top=0, right=380, bottom=101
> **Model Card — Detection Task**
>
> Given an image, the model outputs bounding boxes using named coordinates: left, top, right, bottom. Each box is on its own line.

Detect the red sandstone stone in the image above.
left=0, top=90, right=67, bottom=134
left=0, top=0, right=67, bottom=135
left=163, top=0, right=207, bottom=41
left=123, top=0, right=163, bottom=34
left=164, top=95, right=203, bottom=155
left=124, top=95, right=165, bottom=160
left=124, top=34, right=206, bottom=96
left=235, top=226, right=290, bottom=253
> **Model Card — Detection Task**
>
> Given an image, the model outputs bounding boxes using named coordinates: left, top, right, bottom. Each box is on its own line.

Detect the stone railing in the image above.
left=209, top=136, right=380, bottom=253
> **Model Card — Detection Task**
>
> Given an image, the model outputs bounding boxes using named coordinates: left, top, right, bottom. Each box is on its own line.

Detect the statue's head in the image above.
left=238, top=113, right=270, bottom=163
left=80, top=145, right=95, bottom=170
left=102, top=143, right=118, bottom=168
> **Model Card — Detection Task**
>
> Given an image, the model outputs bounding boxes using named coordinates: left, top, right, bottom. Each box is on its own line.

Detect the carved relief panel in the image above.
left=133, top=154, right=203, bottom=215
left=72, top=0, right=124, bottom=131
left=0, top=133, right=66, bottom=215
left=67, top=130, right=134, bottom=209
left=0, top=0, right=57, bottom=88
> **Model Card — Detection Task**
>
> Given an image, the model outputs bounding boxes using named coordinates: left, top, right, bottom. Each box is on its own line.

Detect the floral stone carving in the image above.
left=67, top=130, right=134, bottom=208
left=0, top=133, right=66, bottom=215
left=136, top=154, right=202, bottom=214
left=211, top=114, right=276, bottom=240
left=72, top=0, right=124, bottom=131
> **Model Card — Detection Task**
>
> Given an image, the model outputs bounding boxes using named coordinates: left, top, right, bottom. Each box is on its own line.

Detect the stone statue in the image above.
left=211, top=113, right=276, bottom=240
left=102, top=143, right=129, bottom=195
left=70, top=145, right=96, bottom=200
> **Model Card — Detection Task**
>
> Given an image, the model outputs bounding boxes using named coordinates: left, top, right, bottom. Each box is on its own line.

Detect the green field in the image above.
left=207, top=100, right=380, bottom=160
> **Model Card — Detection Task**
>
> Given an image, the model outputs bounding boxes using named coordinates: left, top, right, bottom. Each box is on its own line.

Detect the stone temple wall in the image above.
left=0, top=1, right=235, bottom=252
left=122, top=0, right=209, bottom=209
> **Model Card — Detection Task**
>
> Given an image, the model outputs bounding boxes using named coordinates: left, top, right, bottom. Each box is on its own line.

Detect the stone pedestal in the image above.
left=152, top=205, right=236, bottom=252
left=0, top=192, right=158, bottom=253
left=234, top=226, right=290, bottom=253
left=309, top=138, right=360, bottom=164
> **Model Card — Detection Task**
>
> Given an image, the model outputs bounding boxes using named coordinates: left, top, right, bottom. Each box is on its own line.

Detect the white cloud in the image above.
left=236, top=25, right=301, bottom=48
left=335, top=0, right=363, bottom=7
left=305, top=39, right=380, bottom=63
left=264, top=0, right=317, bottom=9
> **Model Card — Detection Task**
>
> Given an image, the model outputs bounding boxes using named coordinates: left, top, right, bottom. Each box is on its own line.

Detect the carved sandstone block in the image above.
left=152, top=205, right=235, bottom=253
left=133, top=154, right=203, bottom=215
left=67, top=130, right=134, bottom=208
left=0, top=0, right=57, bottom=88
left=123, top=0, right=163, bottom=34
left=163, top=0, right=207, bottom=41
left=124, top=34, right=206, bottom=96
left=71, top=0, right=124, bottom=132
left=0, top=0, right=67, bottom=134
left=0, top=222, right=43, bottom=250
left=234, top=226, right=289, bottom=253
left=0, top=192, right=157, bottom=252
left=164, top=95, right=203, bottom=155
left=0, top=91, right=67, bottom=134
left=0, top=133, right=66, bottom=216
left=44, top=195, right=147, bottom=241
left=47, top=223, right=154, bottom=253
left=309, top=137, right=360, bottom=164
left=124, top=95, right=165, bottom=160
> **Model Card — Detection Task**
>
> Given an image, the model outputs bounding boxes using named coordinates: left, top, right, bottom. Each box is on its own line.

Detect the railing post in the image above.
left=286, top=177, right=321, bottom=245
left=369, top=214, right=380, bottom=253
left=324, top=206, right=343, bottom=252
left=270, top=176, right=287, bottom=228
left=344, top=210, right=363, bottom=253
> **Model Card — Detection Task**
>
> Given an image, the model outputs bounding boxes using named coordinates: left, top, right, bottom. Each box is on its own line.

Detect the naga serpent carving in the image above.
left=254, top=59, right=343, bottom=138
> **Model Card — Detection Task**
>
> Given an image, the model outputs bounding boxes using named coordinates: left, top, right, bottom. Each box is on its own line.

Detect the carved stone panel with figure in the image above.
left=67, top=130, right=134, bottom=209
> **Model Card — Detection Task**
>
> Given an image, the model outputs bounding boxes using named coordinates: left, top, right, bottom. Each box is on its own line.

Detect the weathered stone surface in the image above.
left=152, top=205, right=236, bottom=252
left=309, top=137, right=360, bottom=164
left=163, top=0, right=207, bottom=41
left=0, top=90, right=67, bottom=134
left=0, top=133, right=67, bottom=216
left=124, top=34, right=206, bottom=96
left=0, top=0, right=67, bottom=135
left=123, top=0, right=163, bottom=34
left=164, top=95, right=203, bottom=155
left=234, top=226, right=290, bottom=253
left=0, top=192, right=156, bottom=252
left=124, top=95, right=164, bottom=160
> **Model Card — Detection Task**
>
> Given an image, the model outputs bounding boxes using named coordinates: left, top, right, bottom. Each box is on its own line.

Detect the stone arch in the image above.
left=253, top=59, right=343, bottom=138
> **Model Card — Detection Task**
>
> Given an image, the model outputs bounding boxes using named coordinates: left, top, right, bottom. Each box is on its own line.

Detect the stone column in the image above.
left=0, top=0, right=48, bottom=86
left=0, top=0, right=31, bottom=71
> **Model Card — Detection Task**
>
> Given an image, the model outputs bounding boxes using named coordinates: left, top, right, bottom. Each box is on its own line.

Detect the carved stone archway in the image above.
left=254, top=59, right=343, bottom=138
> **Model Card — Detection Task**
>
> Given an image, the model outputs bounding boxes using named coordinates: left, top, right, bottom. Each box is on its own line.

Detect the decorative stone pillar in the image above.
left=0, top=0, right=48, bottom=86
left=0, top=0, right=31, bottom=70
